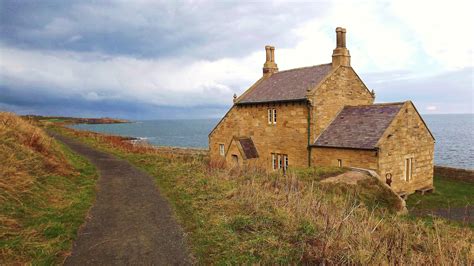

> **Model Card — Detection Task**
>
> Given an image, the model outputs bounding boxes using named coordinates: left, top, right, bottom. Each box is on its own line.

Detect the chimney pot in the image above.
left=263, top=45, right=278, bottom=76
left=332, top=27, right=351, bottom=68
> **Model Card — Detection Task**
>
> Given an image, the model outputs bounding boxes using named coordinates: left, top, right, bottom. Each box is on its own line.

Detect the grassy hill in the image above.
left=51, top=125, right=473, bottom=264
left=0, top=112, right=97, bottom=264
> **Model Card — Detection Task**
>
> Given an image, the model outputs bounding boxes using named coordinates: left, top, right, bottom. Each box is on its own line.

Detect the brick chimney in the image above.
left=332, top=27, right=351, bottom=68
left=263, top=45, right=278, bottom=76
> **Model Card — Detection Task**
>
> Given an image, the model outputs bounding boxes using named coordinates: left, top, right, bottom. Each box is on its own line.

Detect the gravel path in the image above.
left=51, top=133, right=193, bottom=265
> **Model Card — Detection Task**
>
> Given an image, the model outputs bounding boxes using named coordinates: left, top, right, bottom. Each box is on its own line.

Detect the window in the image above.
left=219, top=144, right=225, bottom=156
left=268, top=108, right=277, bottom=125
left=337, top=159, right=342, bottom=167
left=272, top=153, right=277, bottom=170
left=404, top=157, right=413, bottom=181
left=271, top=153, right=288, bottom=171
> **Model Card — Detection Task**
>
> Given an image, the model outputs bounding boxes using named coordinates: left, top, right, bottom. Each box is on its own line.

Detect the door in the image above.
left=231, top=154, right=239, bottom=166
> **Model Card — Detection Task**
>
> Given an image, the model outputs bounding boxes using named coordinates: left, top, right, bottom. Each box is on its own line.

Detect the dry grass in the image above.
left=51, top=125, right=474, bottom=264
left=0, top=112, right=97, bottom=264
left=232, top=172, right=472, bottom=264
left=0, top=112, right=71, bottom=204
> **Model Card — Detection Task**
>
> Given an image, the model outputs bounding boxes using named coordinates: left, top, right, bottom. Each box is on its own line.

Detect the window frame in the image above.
left=219, top=144, right=225, bottom=156
left=404, top=157, right=413, bottom=182
left=271, top=153, right=288, bottom=171
left=337, top=159, right=342, bottom=168
left=271, top=153, right=277, bottom=170
left=267, top=108, right=277, bottom=125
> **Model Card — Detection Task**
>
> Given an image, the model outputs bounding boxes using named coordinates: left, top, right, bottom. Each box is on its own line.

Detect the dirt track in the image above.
left=51, top=133, right=193, bottom=265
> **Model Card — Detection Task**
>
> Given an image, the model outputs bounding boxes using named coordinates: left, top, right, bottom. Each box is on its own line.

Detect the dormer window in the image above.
left=268, top=108, right=277, bottom=124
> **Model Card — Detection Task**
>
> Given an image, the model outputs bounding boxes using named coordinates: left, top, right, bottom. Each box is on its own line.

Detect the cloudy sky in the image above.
left=0, top=0, right=472, bottom=119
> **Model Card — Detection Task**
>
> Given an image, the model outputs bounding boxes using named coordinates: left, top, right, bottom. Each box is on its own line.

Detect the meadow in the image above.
left=48, top=123, right=473, bottom=264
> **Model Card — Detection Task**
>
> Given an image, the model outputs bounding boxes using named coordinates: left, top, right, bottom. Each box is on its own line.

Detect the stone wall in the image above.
left=225, top=138, right=243, bottom=167
left=377, top=102, right=435, bottom=194
left=434, top=166, right=474, bottom=183
left=309, top=66, right=374, bottom=140
left=312, top=147, right=378, bottom=170
left=209, top=102, right=310, bottom=171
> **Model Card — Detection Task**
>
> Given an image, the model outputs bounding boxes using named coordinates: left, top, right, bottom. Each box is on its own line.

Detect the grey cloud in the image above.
left=0, top=85, right=227, bottom=119
left=0, top=1, right=330, bottom=59
left=361, top=67, right=474, bottom=113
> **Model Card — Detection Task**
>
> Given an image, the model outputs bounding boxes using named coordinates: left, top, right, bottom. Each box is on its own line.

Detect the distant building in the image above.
left=209, top=27, right=434, bottom=194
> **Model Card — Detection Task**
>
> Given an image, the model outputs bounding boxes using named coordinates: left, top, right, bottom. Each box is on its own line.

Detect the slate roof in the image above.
left=314, top=103, right=404, bottom=150
left=239, top=138, right=259, bottom=159
left=237, top=64, right=333, bottom=104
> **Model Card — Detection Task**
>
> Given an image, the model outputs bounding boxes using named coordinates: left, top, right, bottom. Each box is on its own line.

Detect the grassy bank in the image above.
left=406, top=175, right=474, bottom=227
left=406, top=175, right=474, bottom=209
left=0, top=113, right=98, bottom=264
left=49, top=125, right=473, bottom=264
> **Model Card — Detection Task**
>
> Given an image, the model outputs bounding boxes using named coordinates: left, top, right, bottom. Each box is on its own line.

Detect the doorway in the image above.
left=231, top=154, right=239, bottom=166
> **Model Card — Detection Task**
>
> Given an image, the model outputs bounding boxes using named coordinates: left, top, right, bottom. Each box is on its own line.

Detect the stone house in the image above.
left=209, top=27, right=435, bottom=194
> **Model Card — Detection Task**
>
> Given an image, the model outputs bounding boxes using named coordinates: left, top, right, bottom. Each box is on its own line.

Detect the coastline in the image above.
left=121, top=133, right=473, bottom=174
left=70, top=127, right=473, bottom=173
left=23, top=115, right=131, bottom=124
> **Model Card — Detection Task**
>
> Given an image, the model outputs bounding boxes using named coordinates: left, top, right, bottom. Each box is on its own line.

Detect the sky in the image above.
left=0, top=0, right=473, bottom=119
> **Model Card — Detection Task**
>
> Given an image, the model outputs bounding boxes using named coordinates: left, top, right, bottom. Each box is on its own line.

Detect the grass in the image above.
left=48, top=124, right=474, bottom=264
left=406, top=175, right=474, bottom=209
left=292, top=166, right=348, bottom=181
left=0, top=112, right=98, bottom=264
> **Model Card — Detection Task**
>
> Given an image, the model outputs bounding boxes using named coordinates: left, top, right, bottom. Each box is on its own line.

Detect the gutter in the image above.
left=307, top=102, right=312, bottom=167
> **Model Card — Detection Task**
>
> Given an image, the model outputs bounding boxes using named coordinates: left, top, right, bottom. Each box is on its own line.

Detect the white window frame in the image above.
left=337, top=159, right=342, bottom=167
left=272, top=153, right=288, bottom=171
left=404, top=157, right=413, bottom=182
left=268, top=108, right=277, bottom=125
left=271, top=153, right=277, bottom=170
left=219, top=144, right=225, bottom=156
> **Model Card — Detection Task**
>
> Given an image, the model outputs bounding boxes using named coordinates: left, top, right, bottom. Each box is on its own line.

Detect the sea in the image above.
left=70, top=114, right=474, bottom=170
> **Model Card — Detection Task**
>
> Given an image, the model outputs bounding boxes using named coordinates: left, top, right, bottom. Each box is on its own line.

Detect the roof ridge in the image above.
left=274, top=63, right=332, bottom=74
left=344, top=102, right=406, bottom=108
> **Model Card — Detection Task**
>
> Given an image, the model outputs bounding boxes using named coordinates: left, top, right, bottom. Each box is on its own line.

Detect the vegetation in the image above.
left=23, top=115, right=129, bottom=125
left=406, top=175, right=474, bottom=210
left=0, top=113, right=97, bottom=264
left=49, top=125, right=474, bottom=264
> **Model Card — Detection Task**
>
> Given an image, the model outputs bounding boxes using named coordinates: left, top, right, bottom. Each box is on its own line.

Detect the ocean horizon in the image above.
left=71, top=113, right=474, bottom=170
